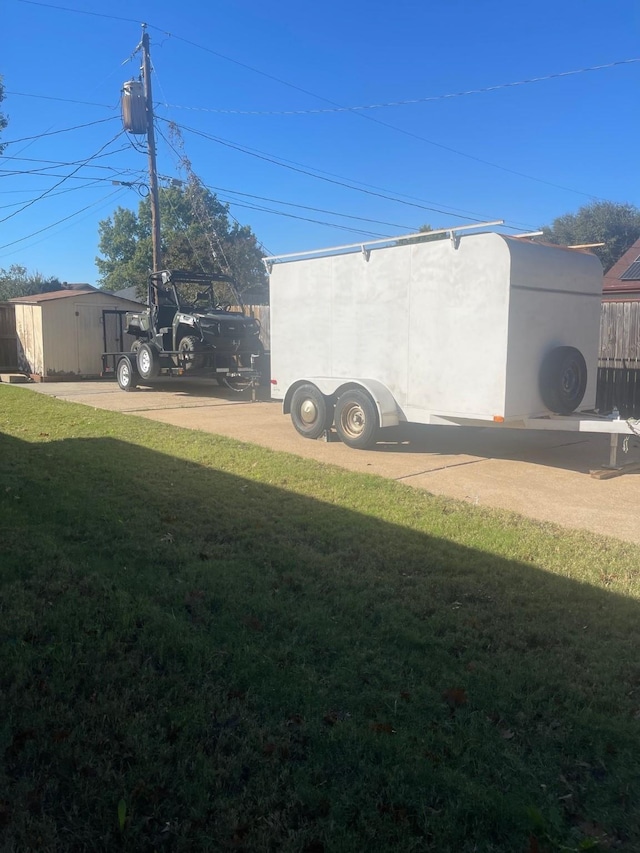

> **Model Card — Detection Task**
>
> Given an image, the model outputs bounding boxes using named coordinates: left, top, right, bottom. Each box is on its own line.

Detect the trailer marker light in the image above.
left=271, top=379, right=277, bottom=385
left=493, top=415, right=505, bottom=423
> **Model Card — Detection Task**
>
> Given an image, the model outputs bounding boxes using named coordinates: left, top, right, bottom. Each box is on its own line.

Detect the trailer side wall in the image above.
left=504, top=239, right=602, bottom=417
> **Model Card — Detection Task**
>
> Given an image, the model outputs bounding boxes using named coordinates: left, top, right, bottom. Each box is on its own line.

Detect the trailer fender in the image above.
left=283, top=378, right=400, bottom=429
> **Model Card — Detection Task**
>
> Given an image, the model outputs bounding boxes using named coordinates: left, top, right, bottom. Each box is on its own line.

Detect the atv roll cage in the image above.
left=148, top=269, right=244, bottom=315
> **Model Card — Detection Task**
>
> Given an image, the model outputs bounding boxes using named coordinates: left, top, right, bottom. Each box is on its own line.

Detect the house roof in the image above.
left=603, top=237, right=640, bottom=295
left=114, top=285, right=144, bottom=303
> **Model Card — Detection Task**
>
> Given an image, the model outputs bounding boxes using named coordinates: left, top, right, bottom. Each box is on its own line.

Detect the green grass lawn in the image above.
left=1, top=385, right=640, bottom=852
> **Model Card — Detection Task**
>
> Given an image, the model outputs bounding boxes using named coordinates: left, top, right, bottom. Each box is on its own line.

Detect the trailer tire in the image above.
left=290, top=384, right=334, bottom=439
left=334, top=389, right=378, bottom=449
left=116, top=356, right=138, bottom=392
left=136, top=342, right=160, bottom=381
left=178, top=335, right=205, bottom=372
left=539, top=346, right=587, bottom=414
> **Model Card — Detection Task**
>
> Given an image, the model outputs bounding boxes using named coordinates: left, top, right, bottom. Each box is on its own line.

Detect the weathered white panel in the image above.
left=407, top=233, right=510, bottom=417
left=329, top=246, right=411, bottom=393
left=504, top=239, right=602, bottom=416
left=269, top=232, right=604, bottom=424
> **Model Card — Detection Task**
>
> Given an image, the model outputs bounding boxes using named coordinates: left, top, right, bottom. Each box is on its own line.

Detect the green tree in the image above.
left=541, top=201, right=640, bottom=273
left=0, top=266, right=62, bottom=301
left=96, top=182, right=267, bottom=300
left=395, top=223, right=443, bottom=246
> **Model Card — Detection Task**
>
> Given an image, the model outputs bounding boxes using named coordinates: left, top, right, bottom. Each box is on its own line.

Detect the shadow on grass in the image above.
left=1, top=428, right=639, bottom=852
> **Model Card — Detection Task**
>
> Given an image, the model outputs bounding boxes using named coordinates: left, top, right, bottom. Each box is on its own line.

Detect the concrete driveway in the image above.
left=11, top=378, right=640, bottom=546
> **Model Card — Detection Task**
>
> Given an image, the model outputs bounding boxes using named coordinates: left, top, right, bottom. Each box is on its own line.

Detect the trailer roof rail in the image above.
left=262, top=220, right=504, bottom=270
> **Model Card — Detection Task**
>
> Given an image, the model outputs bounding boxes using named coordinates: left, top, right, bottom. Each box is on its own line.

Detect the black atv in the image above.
left=120, top=269, right=264, bottom=391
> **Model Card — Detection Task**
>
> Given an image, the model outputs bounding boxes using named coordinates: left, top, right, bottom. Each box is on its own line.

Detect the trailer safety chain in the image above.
left=621, top=420, right=640, bottom=456
left=627, top=418, right=640, bottom=437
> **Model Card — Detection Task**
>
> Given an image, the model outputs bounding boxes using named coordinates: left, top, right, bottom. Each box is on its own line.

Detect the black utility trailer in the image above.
left=102, top=269, right=265, bottom=393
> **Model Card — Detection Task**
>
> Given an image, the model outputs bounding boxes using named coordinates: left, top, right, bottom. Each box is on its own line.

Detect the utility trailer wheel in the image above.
left=334, top=389, right=378, bottom=449
left=136, top=342, right=160, bottom=381
left=178, top=335, right=205, bottom=372
left=539, top=346, right=587, bottom=415
left=116, top=356, right=138, bottom=391
left=290, top=383, right=334, bottom=439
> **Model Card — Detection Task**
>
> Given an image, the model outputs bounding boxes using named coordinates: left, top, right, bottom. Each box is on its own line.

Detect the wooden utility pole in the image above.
left=141, top=26, right=162, bottom=272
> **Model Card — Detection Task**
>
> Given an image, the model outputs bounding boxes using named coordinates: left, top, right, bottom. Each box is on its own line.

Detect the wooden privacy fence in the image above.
left=0, top=303, right=18, bottom=371
left=597, top=300, right=640, bottom=417
left=238, top=304, right=270, bottom=351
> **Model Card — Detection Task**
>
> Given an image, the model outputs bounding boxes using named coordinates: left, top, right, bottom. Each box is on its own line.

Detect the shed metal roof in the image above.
left=9, top=289, right=96, bottom=303
left=9, top=289, right=138, bottom=305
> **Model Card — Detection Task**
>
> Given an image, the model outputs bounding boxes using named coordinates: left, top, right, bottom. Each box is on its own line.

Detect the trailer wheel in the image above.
left=334, top=390, right=378, bottom=449
left=178, top=335, right=205, bottom=372
left=539, top=346, right=587, bottom=414
left=136, top=342, right=160, bottom=381
left=116, top=356, right=138, bottom=392
left=290, top=384, right=333, bottom=439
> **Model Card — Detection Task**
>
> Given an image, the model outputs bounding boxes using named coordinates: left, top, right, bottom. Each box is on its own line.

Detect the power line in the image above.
left=155, top=123, right=496, bottom=240
left=1, top=116, right=119, bottom=147
left=0, top=148, right=133, bottom=178
left=143, top=30, right=613, bottom=201
left=20, top=0, right=616, bottom=202
left=149, top=33, right=607, bottom=200
left=212, top=185, right=419, bottom=232
left=5, top=89, right=115, bottom=109
left=0, top=187, right=126, bottom=251
left=155, top=124, right=420, bottom=234
left=18, top=0, right=142, bottom=24
left=160, top=119, right=542, bottom=232
left=0, top=130, right=126, bottom=224
left=215, top=197, right=388, bottom=240
left=159, top=57, right=640, bottom=117
left=0, top=178, right=124, bottom=209
left=165, top=119, right=501, bottom=225
left=1, top=153, right=139, bottom=170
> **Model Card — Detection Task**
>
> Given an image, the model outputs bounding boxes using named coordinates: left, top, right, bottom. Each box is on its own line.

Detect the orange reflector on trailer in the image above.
left=493, top=415, right=505, bottom=423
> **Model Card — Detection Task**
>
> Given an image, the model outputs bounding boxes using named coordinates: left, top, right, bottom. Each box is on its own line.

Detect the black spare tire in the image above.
left=539, top=346, right=587, bottom=414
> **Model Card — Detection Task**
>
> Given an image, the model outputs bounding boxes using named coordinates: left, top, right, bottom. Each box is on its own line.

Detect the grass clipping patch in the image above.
left=1, top=385, right=640, bottom=852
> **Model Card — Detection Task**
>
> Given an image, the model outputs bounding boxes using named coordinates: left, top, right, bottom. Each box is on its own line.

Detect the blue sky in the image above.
left=2, top=0, right=639, bottom=285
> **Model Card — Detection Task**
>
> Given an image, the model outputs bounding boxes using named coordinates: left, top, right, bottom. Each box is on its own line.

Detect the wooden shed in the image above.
left=9, top=289, right=141, bottom=380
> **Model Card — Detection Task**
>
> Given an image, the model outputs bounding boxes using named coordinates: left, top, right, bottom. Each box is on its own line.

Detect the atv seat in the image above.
left=154, top=305, right=177, bottom=333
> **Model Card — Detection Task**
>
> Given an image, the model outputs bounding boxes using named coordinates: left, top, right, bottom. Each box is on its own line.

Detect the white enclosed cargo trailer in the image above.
left=265, top=226, right=639, bottom=472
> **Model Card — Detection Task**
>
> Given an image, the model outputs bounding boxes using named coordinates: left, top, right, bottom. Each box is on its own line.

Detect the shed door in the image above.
left=0, top=304, right=18, bottom=370
left=75, top=304, right=104, bottom=375
left=103, top=309, right=137, bottom=356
